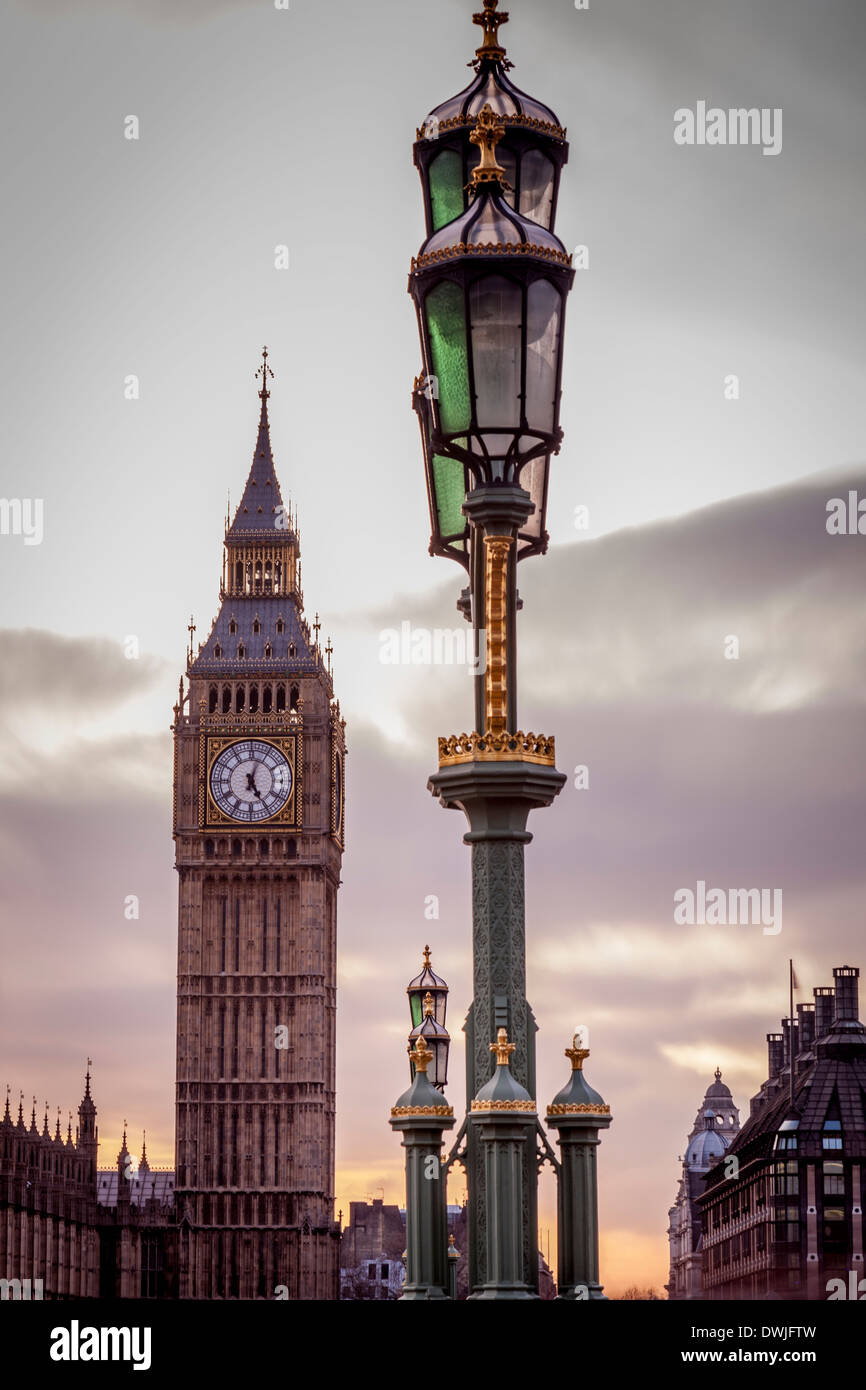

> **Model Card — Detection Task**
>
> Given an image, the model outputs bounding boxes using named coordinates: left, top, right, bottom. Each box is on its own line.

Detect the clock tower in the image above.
left=172, top=351, right=345, bottom=1300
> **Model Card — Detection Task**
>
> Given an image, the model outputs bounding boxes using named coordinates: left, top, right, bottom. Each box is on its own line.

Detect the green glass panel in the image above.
left=426, top=282, right=471, bottom=435
left=432, top=453, right=467, bottom=539
left=429, top=149, right=465, bottom=231
left=410, top=995, right=423, bottom=1027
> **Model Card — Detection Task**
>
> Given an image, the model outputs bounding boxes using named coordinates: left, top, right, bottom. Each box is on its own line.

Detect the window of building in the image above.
left=253, top=619, right=261, bottom=634
left=367, top=1263, right=376, bottom=1280
left=214, top=644, right=222, bottom=660
left=229, top=619, right=237, bottom=635
left=823, top=1119, right=843, bottom=1151
left=823, top=1160, right=845, bottom=1196
left=381, top=1264, right=389, bottom=1280
left=276, top=618, right=285, bottom=635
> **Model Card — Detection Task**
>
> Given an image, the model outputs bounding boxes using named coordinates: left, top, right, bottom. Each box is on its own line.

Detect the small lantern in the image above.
left=407, top=945, right=449, bottom=1028
left=410, top=104, right=575, bottom=567
left=408, top=993, right=451, bottom=1092
left=414, top=0, right=569, bottom=237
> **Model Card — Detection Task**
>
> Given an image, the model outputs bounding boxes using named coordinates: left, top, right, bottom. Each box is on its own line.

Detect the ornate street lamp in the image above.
left=408, top=993, right=451, bottom=1092
left=410, top=104, right=574, bottom=569
left=414, top=0, right=569, bottom=238
left=407, top=945, right=449, bottom=1028
left=398, top=0, right=607, bottom=1302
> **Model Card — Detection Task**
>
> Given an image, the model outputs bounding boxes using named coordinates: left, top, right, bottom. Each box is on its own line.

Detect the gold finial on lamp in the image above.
left=468, top=104, right=510, bottom=191
left=473, top=0, right=509, bottom=63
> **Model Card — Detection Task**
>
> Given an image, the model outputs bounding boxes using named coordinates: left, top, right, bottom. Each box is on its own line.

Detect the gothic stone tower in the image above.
left=172, top=352, right=345, bottom=1300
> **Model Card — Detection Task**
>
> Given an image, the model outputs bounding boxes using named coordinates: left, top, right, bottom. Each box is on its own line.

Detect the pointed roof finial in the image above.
left=714, top=1065, right=722, bottom=1082
left=256, top=345, right=274, bottom=415
left=84, top=1058, right=93, bottom=1098
left=468, top=104, right=510, bottom=192
left=409, top=1035, right=434, bottom=1074
left=473, top=0, right=509, bottom=64
left=490, top=1027, right=515, bottom=1066
left=423, top=944, right=432, bottom=968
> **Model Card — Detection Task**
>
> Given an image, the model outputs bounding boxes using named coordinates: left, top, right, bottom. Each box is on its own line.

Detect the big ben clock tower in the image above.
left=172, top=350, right=345, bottom=1300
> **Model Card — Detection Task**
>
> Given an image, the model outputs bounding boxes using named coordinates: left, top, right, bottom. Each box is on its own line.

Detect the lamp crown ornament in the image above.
left=423, top=991, right=435, bottom=1018
left=468, top=104, right=510, bottom=191
left=410, top=1035, right=434, bottom=1074
left=473, top=0, right=509, bottom=65
left=490, top=1026, right=516, bottom=1065
left=565, top=1041, right=590, bottom=1071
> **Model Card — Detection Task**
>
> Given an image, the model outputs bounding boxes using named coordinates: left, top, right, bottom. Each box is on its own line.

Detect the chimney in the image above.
left=782, top=1017, right=799, bottom=1067
left=813, top=987, right=835, bottom=1039
left=796, top=1002, right=816, bottom=1054
left=833, top=966, right=860, bottom=1024
left=766, top=1032, right=784, bottom=1079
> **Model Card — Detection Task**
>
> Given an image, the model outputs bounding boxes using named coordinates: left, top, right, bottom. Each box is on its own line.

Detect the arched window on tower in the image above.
left=205, top=839, right=215, bottom=859
left=253, top=618, right=260, bottom=635
left=249, top=685, right=259, bottom=713
left=235, top=685, right=245, bottom=713
left=290, top=684, right=300, bottom=712
left=276, top=684, right=286, bottom=712
left=238, top=644, right=245, bottom=659
left=229, top=618, right=237, bottom=636
left=232, top=839, right=242, bottom=858
left=254, top=560, right=263, bottom=594
left=288, top=642, right=297, bottom=658
left=264, top=560, right=272, bottom=594
left=214, top=644, right=222, bottom=659
left=275, top=561, right=282, bottom=593
left=263, top=686, right=273, bottom=714
left=222, top=686, right=232, bottom=714
left=276, top=618, right=285, bottom=635
left=245, top=559, right=253, bottom=594
left=235, top=561, right=243, bottom=591
left=264, top=642, right=272, bottom=659
left=209, top=686, right=218, bottom=714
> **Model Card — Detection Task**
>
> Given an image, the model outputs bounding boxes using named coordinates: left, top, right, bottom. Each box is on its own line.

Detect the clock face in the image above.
left=209, top=740, right=293, bottom=823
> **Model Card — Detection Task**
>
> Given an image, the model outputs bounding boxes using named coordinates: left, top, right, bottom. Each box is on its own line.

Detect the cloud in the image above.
left=0, top=630, right=167, bottom=716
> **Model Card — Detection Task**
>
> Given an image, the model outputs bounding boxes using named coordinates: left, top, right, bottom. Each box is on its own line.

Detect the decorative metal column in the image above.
left=389, top=1037, right=455, bottom=1300
left=469, top=1029, right=538, bottom=1299
left=545, top=1038, right=613, bottom=1300
left=404, top=0, right=584, bottom=1299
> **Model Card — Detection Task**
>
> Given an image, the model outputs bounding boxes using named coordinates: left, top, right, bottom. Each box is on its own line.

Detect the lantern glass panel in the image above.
left=426, top=282, right=471, bottom=433
left=519, top=453, right=546, bottom=542
left=409, top=993, right=423, bottom=1028
left=519, top=150, right=555, bottom=227
left=433, top=451, right=469, bottom=540
left=429, top=148, right=464, bottom=232
left=469, top=276, right=522, bottom=429
left=525, top=279, right=561, bottom=432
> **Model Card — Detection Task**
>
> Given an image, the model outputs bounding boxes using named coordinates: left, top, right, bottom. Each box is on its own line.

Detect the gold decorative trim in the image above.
left=412, top=242, right=572, bottom=271
left=391, top=1104, right=454, bottom=1117
left=471, top=1099, right=536, bottom=1112
left=438, top=730, right=556, bottom=766
left=546, top=1104, right=611, bottom=1115
left=483, top=534, right=511, bottom=734
left=416, top=114, right=567, bottom=143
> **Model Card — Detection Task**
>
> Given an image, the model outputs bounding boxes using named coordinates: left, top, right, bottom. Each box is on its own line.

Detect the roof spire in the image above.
left=256, top=345, right=274, bottom=423
left=84, top=1057, right=93, bottom=1100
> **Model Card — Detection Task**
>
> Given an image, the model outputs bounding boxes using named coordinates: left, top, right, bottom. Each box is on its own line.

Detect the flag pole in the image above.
left=795, top=956, right=800, bottom=1106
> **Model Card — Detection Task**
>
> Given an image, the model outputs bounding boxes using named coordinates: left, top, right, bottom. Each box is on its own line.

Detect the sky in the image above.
left=1, top=0, right=865, bottom=1295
